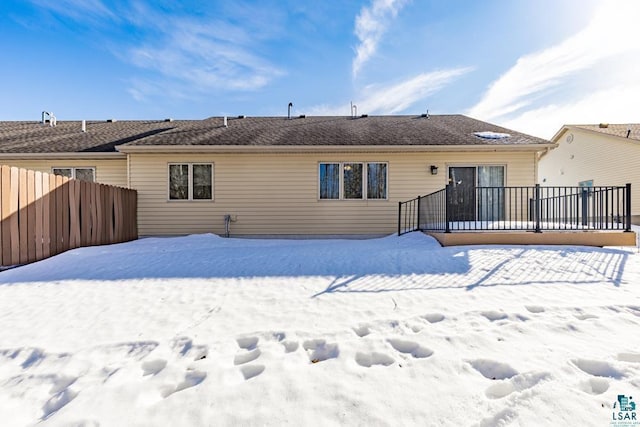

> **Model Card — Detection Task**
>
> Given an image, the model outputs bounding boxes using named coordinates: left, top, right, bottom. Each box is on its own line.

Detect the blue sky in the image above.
left=1, top=0, right=639, bottom=138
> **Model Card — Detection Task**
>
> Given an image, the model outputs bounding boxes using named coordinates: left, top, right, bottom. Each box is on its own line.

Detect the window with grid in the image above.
left=319, top=162, right=387, bottom=200
left=169, top=163, right=213, bottom=201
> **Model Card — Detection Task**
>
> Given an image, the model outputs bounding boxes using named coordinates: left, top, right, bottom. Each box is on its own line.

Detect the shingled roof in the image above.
left=0, top=115, right=552, bottom=154
left=571, top=124, right=640, bottom=142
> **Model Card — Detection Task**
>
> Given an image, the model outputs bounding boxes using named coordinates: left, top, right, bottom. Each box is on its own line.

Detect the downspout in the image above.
left=127, top=153, right=131, bottom=189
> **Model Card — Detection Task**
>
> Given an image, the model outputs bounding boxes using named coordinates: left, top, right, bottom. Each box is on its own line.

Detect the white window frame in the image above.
left=51, top=167, right=96, bottom=182
left=167, top=163, right=214, bottom=202
left=318, top=161, right=388, bottom=201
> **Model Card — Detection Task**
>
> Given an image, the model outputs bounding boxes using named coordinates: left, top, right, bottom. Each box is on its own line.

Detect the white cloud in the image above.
left=468, top=0, right=640, bottom=127
left=358, top=68, right=474, bottom=114
left=499, top=82, right=640, bottom=140
left=307, top=67, right=473, bottom=116
left=127, top=19, right=284, bottom=93
left=352, top=0, right=409, bottom=78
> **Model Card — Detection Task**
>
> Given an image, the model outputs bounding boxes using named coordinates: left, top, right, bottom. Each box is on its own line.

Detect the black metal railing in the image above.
left=398, top=183, right=631, bottom=235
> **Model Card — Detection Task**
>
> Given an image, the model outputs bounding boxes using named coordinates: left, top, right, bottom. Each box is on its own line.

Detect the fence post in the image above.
left=445, top=184, right=451, bottom=233
left=397, top=201, right=401, bottom=236
left=534, top=184, right=541, bottom=233
left=581, top=188, right=588, bottom=227
left=416, top=195, right=422, bottom=231
left=625, top=183, right=632, bottom=232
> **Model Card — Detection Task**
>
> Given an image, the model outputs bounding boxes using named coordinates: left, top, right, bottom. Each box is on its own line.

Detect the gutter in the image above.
left=116, top=144, right=557, bottom=154
left=0, top=152, right=126, bottom=160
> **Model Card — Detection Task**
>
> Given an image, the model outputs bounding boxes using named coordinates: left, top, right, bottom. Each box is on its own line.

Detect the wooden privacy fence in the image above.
left=1, top=165, right=137, bottom=267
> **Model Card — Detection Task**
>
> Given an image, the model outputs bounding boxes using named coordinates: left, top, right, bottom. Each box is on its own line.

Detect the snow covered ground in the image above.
left=0, top=232, right=639, bottom=426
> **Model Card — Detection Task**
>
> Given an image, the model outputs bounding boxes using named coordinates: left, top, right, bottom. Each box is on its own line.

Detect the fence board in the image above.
left=107, top=186, right=115, bottom=242
left=42, top=175, right=51, bottom=258
left=35, top=171, right=44, bottom=260
left=48, top=174, right=58, bottom=255
left=26, top=170, right=36, bottom=263
left=1, top=166, right=10, bottom=265
left=18, top=168, right=28, bottom=264
left=9, top=167, right=19, bottom=265
left=90, top=184, right=97, bottom=245
left=80, top=181, right=89, bottom=246
left=61, top=177, right=69, bottom=252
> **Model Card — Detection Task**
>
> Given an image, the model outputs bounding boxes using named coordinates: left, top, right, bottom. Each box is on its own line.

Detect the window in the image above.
left=319, top=162, right=388, bottom=200
left=169, top=163, right=213, bottom=201
left=343, top=163, right=363, bottom=199
left=52, top=167, right=95, bottom=182
left=319, top=163, right=339, bottom=199
left=367, top=163, right=387, bottom=199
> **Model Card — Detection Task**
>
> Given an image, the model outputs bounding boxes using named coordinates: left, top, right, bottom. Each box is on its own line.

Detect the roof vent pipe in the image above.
left=42, top=111, right=54, bottom=125
left=81, top=120, right=86, bottom=132
left=223, top=116, right=228, bottom=127
left=288, top=102, right=293, bottom=119
left=351, top=103, right=357, bottom=119
left=627, top=129, right=631, bottom=138
left=50, top=113, right=56, bottom=127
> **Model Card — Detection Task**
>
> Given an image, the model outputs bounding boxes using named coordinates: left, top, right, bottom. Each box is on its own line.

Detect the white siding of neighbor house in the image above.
left=539, top=128, right=640, bottom=218
left=130, top=151, right=536, bottom=236
left=0, top=158, right=128, bottom=188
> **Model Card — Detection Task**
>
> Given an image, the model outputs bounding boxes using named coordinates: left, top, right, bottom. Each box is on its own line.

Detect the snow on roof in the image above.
left=474, top=131, right=511, bottom=139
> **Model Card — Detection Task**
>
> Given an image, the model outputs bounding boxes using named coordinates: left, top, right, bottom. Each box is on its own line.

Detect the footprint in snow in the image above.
left=160, top=371, right=207, bottom=398
left=234, top=349, right=261, bottom=365
left=387, top=339, right=433, bottom=359
left=171, top=337, right=208, bottom=361
left=422, top=313, right=445, bottom=323
left=353, top=325, right=371, bottom=337
left=236, top=336, right=259, bottom=351
left=574, top=313, right=599, bottom=320
left=282, top=341, right=299, bottom=353
left=355, top=352, right=395, bottom=368
left=481, top=311, right=509, bottom=322
left=525, top=305, right=545, bottom=314
left=42, top=388, right=78, bottom=420
left=142, top=359, right=168, bottom=376
left=571, top=359, right=625, bottom=379
left=578, top=377, right=610, bottom=395
left=484, top=372, right=550, bottom=399
left=234, top=336, right=266, bottom=380
left=303, top=339, right=339, bottom=363
left=617, top=352, right=640, bottom=363
left=468, top=359, right=518, bottom=380
left=240, top=364, right=265, bottom=380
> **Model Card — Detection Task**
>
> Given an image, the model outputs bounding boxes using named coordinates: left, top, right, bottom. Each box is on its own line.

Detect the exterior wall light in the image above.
left=430, top=165, right=438, bottom=175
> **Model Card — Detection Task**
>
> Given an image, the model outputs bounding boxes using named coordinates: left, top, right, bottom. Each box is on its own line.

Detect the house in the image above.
left=540, top=123, right=640, bottom=225
left=1, top=114, right=556, bottom=237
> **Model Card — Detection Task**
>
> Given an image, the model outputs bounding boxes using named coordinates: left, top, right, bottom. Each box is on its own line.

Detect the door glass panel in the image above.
left=448, top=167, right=476, bottom=222
left=478, top=166, right=505, bottom=221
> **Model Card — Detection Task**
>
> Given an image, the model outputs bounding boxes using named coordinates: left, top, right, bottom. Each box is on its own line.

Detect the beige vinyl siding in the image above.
left=540, top=128, right=640, bottom=218
left=131, top=151, right=536, bottom=236
left=0, top=158, right=128, bottom=188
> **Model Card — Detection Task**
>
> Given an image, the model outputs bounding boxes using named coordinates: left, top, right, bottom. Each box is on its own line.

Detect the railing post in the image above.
left=534, top=184, right=541, bottom=233
left=397, top=201, right=402, bottom=235
left=625, top=183, right=632, bottom=232
left=581, top=188, right=588, bottom=227
left=416, top=196, right=421, bottom=231
left=445, top=184, right=451, bottom=233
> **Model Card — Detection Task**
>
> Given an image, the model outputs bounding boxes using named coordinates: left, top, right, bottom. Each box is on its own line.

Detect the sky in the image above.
left=1, top=0, right=639, bottom=139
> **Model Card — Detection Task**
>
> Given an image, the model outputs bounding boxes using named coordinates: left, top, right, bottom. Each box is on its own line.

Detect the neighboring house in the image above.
left=0, top=115, right=554, bottom=237
left=540, top=123, right=640, bottom=225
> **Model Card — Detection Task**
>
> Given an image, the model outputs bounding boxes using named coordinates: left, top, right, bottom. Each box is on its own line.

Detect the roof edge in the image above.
left=117, top=144, right=556, bottom=154
left=0, top=152, right=127, bottom=160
